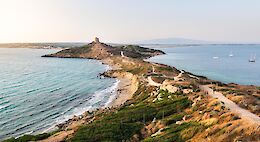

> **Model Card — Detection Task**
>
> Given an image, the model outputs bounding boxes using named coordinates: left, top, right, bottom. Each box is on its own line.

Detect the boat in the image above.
left=229, top=51, right=234, bottom=57
left=249, top=54, right=256, bottom=62
left=213, top=56, right=219, bottom=59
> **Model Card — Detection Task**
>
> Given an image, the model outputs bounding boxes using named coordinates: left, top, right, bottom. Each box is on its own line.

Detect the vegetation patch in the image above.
left=143, top=121, right=206, bottom=142
left=157, top=66, right=174, bottom=72
left=162, top=113, right=185, bottom=125
left=71, top=84, right=191, bottom=142
left=3, top=133, right=53, bottom=142
left=127, top=67, right=144, bottom=75
left=72, top=122, right=143, bottom=142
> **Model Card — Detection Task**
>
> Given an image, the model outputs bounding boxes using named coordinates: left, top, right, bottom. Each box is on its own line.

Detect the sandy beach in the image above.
left=107, top=74, right=138, bottom=108
left=101, top=58, right=139, bottom=108
left=107, top=78, right=132, bottom=107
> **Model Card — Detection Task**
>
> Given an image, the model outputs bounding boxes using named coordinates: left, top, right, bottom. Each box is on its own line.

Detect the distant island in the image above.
left=4, top=38, right=260, bottom=142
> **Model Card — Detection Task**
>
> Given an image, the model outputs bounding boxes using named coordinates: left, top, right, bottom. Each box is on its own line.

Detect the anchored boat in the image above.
left=249, top=54, right=256, bottom=62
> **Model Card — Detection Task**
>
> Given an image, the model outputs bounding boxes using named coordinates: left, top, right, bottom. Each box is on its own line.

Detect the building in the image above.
left=94, top=37, right=100, bottom=43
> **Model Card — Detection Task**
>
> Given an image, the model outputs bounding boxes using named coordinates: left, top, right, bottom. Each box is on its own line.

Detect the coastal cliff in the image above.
left=4, top=38, right=259, bottom=142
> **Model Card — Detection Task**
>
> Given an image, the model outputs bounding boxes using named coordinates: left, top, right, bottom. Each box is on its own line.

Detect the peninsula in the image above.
left=4, top=38, right=260, bottom=142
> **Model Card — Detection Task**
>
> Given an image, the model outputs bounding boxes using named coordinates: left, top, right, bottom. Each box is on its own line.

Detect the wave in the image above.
left=40, top=79, right=119, bottom=134
left=105, top=64, right=112, bottom=71
left=0, top=48, right=122, bottom=140
left=49, top=87, right=62, bottom=93
left=104, top=79, right=120, bottom=107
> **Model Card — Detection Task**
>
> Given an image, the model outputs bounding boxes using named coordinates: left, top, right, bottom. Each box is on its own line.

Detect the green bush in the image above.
left=106, top=104, right=157, bottom=123
left=157, top=66, right=174, bottom=72
left=143, top=122, right=206, bottom=142
left=163, top=113, right=185, bottom=125
left=72, top=122, right=142, bottom=142
left=71, top=85, right=192, bottom=142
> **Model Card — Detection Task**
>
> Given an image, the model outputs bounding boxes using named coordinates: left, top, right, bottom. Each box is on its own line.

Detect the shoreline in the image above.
left=34, top=69, right=139, bottom=142
left=3, top=42, right=260, bottom=141
left=106, top=78, right=132, bottom=108
left=101, top=58, right=139, bottom=108
left=2, top=58, right=136, bottom=141
left=35, top=60, right=138, bottom=140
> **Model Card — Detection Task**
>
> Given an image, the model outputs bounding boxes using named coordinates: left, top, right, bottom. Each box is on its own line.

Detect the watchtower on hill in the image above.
left=94, top=37, right=100, bottom=43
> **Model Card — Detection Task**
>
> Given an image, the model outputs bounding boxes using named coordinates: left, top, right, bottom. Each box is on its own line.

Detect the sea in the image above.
left=147, top=44, right=260, bottom=86
left=0, top=48, right=118, bottom=140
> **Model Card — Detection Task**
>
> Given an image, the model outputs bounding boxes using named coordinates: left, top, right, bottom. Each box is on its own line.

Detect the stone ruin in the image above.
left=94, top=37, right=100, bottom=43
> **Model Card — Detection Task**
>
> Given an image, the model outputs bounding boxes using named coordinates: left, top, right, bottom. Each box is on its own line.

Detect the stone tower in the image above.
left=94, top=37, right=100, bottom=43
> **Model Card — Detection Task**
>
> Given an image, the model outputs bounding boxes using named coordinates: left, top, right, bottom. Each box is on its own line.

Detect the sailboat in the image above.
left=249, top=54, right=256, bottom=62
left=229, top=51, right=234, bottom=57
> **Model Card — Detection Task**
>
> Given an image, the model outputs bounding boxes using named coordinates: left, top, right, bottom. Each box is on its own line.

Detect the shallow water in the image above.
left=148, top=44, right=260, bottom=85
left=0, top=48, right=117, bottom=140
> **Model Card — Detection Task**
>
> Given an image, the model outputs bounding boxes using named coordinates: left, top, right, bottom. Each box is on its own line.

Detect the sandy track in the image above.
left=200, top=85, right=260, bottom=125
left=148, top=76, right=162, bottom=86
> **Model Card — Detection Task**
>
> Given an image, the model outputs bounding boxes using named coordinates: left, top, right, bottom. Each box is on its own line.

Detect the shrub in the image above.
left=163, top=113, right=185, bottom=125
left=72, top=122, right=143, bottom=142
left=143, top=122, right=206, bottom=142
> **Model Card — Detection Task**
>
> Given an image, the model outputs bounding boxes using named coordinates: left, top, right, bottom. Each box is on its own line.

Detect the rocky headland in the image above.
left=4, top=38, right=260, bottom=142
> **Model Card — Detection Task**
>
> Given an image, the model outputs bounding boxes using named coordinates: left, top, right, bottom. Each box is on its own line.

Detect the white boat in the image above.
left=229, top=51, right=234, bottom=57
left=249, top=54, right=256, bottom=62
left=213, top=56, right=219, bottom=59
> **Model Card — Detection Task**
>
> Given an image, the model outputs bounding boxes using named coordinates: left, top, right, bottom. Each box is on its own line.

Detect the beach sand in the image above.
left=101, top=58, right=139, bottom=108
left=107, top=77, right=135, bottom=107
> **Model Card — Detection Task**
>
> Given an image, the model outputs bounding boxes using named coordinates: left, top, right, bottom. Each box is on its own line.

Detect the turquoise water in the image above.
left=148, top=45, right=260, bottom=85
left=0, top=48, right=117, bottom=140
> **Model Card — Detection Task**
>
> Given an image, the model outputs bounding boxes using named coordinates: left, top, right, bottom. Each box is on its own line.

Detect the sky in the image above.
left=0, top=0, right=260, bottom=43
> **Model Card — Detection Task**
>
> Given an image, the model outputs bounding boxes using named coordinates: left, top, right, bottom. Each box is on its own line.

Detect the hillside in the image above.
left=43, top=39, right=165, bottom=59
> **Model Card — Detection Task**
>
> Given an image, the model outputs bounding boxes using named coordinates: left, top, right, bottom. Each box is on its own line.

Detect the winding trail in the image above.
left=147, top=70, right=184, bottom=86
left=174, top=70, right=184, bottom=81
left=147, top=76, right=162, bottom=86
left=200, top=85, right=260, bottom=125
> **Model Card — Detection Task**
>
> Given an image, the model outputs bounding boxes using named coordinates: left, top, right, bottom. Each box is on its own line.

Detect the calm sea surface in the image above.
left=0, top=48, right=117, bottom=140
left=148, top=45, right=260, bottom=86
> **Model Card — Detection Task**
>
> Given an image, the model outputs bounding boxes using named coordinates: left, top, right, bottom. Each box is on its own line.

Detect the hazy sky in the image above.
left=0, top=0, right=260, bottom=43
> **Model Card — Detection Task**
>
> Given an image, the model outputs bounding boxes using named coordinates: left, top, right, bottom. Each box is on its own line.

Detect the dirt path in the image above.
left=147, top=76, right=162, bottom=86
left=174, top=70, right=184, bottom=81
left=147, top=70, right=185, bottom=86
left=200, top=85, right=260, bottom=125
